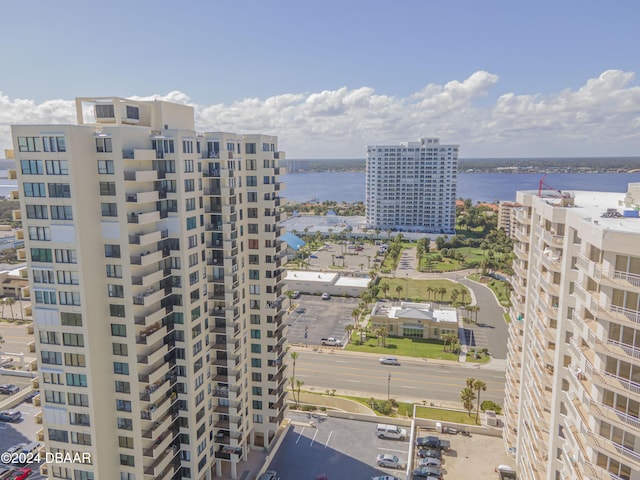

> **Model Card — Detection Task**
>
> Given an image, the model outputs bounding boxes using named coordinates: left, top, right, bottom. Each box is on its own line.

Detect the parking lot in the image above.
left=268, top=414, right=513, bottom=480
left=287, top=294, right=360, bottom=347
left=0, top=402, right=46, bottom=480
left=305, top=242, right=383, bottom=273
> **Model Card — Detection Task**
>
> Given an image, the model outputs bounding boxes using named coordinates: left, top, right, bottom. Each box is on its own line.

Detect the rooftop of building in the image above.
left=285, top=271, right=338, bottom=283
left=372, top=301, right=458, bottom=324
left=333, top=276, right=371, bottom=288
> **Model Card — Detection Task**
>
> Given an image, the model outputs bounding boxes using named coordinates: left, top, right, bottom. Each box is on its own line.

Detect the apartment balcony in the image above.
left=124, top=169, right=158, bottom=182
left=133, top=287, right=166, bottom=307
left=131, top=249, right=163, bottom=266
left=133, top=268, right=170, bottom=288
left=16, top=248, right=26, bottom=261
left=11, top=210, right=21, bottom=221
left=139, top=360, right=173, bottom=390
left=542, top=229, right=564, bottom=248
left=608, top=304, right=640, bottom=325
left=512, top=260, right=527, bottom=280
left=513, top=242, right=529, bottom=259
left=129, top=228, right=167, bottom=246
left=608, top=268, right=640, bottom=289
left=126, top=190, right=159, bottom=204
left=142, top=410, right=176, bottom=440
left=128, top=210, right=160, bottom=225
left=514, top=208, right=531, bottom=224
left=586, top=430, right=640, bottom=469
left=592, top=368, right=640, bottom=397
left=140, top=388, right=177, bottom=423
left=539, top=273, right=560, bottom=296
left=138, top=341, right=171, bottom=367
left=36, top=428, right=44, bottom=442
left=9, top=190, right=19, bottom=200
left=143, top=445, right=179, bottom=477
left=570, top=310, right=598, bottom=343
left=134, top=305, right=167, bottom=328
left=590, top=400, right=640, bottom=434
left=576, top=252, right=603, bottom=281
left=595, top=337, right=640, bottom=363
left=143, top=427, right=177, bottom=458
left=540, top=251, right=562, bottom=272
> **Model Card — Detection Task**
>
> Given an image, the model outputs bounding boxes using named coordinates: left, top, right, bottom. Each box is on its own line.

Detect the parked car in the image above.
left=12, top=468, right=32, bottom=480
left=379, top=357, right=400, bottom=366
left=355, top=246, right=364, bottom=251
left=257, top=470, right=279, bottom=480
left=0, top=411, right=21, bottom=422
left=0, top=384, right=19, bottom=395
left=24, top=390, right=39, bottom=403
left=3, top=443, right=26, bottom=456
left=372, top=476, right=400, bottom=480
left=376, top=454, right=406, bottom=469
left=416, top=448, right=442, bottom=459
left=412, top=466, right=442, bottom=478
left=292, top=291, right=300, bottom=299
left=0, top=466, right=15, bottom=480
left=375, top=424, right=407, bottom=440
left=321, top=293, right=330, bottom=300
left=320, top=337, right=342, bottom=347
left=335, top=255, right=344, bottom=259
left=418, top=457, right=442, bottom=467
left=415, top=435, right=450, bottom=450
left=309, top=255, right=318, bottom=259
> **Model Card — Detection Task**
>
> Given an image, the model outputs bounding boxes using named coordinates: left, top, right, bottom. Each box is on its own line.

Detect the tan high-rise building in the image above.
left=504, top=183, right=640, bottom=480
left=11, top=97, right=287, bottom=480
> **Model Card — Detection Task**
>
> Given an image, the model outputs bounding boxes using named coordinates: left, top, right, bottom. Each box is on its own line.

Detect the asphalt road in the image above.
left=292, top=350, right=506, bottom=405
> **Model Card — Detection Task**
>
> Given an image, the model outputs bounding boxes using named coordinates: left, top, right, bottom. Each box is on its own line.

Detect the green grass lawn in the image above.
left=415, top=406, right=479, bottom=425
left=345, top=335, right=460, bottom=361
left=377, top=278, right=470, bottom=304
left=487, top=279, right=512, bottom=307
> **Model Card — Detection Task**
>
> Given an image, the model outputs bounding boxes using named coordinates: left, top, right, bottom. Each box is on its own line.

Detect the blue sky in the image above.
left=1, top=0, right=639, bottom=158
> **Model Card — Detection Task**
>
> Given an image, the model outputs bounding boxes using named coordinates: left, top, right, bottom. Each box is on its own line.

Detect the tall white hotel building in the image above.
left=505, top=183, right=640, bottom=480
left=365, top=137, right=458, bottom=234
left=11, top=97, right=288, bottom=480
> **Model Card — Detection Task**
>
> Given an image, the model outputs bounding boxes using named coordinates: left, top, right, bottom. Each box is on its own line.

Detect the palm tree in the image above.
left=426, top=287, right=434, bottom=301
left=460, top=386, right=476, bottom=417
left=296, top=379, right=304, bottom=407
left=473, top=379, right=487, bottom=424
left=351, top=308, right=360, bottom=327
left=395, top=285, right=403, bottom=301
left=286, top=290, right=294, bottom=309
left=451, top=288, right=459, bottom=305
left=344, top=324, right=354, bottom=344
left=289, top=376, right=296, bottom=406
left=460, top=288, right=467, bottom=305
left=0, top=298, right=4, bottom=319
left=439, top=287, right=447, bottom=302
left=290, top=351, right=298, bottom=386
left=5, top=297, right=15, bottom=321
left=381, top=283, right=390, bottom=299
left=367, top=255, right=372, bottom=268
left=379, top=326, right=389, bottom=347
left=331, top=254, right=335, bottom=266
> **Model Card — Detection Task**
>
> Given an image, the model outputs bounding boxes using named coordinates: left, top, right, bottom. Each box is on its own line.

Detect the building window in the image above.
left=126, top=105, right=139, bottom=120
left=116, top=400, right=131, bottom=412
left=63, top=333, right=84, bottom=347
left=184, top=179, right=195, bottom=192
left=26, top=204, right=48, bottom=219
left=41, top=351, right=62, bottom=365
left=101, top=203, right=118, bottom=217
left=115, top=381, right=130, bottom=393
left=64, top=353, right=86, bottom=367
left=61, top=312, right=82, bottom=326
left=50, top=205, right=73, bottom=220
left=106, top=265, right=122, bottom=278
left=48, top=428, right=69, bottom=443
left=119, top=455, right=135, bottom=467
left=20, top=160, right=43, bottom=175
left=99, top=182, right=116, bottom=195
left=117, top=418, right=132, bottom=430
left=247, top=191, right=258, bottom=202
left=97, top=160, right=115, bottom=174
left=110, top=304, right=125, bottom=318
left=111, top=324, right=126, bottom=337
left=68, top=393, right=89, bottom=407
left=45, top=160, right=68, bottom=175
left=66, top=373, right=88, bottom=387
left=18, top=136, right=41, bottom=152
left=56, top=270, right=79, bottom=286
left=35, top=290, right=56, bottom=305
left=55, top=249, right=77, bottom=263
left=23, top=182, right=46, bottom=197
left=112, top=343, right=128, bottom=356
left=59, top=291, right=81, bottom=306
left=95, top=137, right=112, bottom=153
left=95, top=104, right=115, bottom=118
left=113, top=362, right=129, bottom=375
left=48, top=183, right=71, bottom=198
left=187, top=216, right=197, bottom=230
left=104, top=244, right=121, bottom=258
left=118, top=436, right=134, bottom=449
left=39, top=331, right=59, bottom=345
left=251, top=344, right=261, bottom=353
left=33, top=269, right=55, bottom=284
left=184, top=159, right=194, bottom=172
left=28, top=226, right=50, bottom=241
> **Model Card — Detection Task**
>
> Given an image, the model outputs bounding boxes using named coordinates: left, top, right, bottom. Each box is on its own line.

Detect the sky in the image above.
left=1, top=0, right=639, bottom=159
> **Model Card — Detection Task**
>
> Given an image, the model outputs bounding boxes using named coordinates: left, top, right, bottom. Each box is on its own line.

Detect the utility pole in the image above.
left=304, top=325, right=308, bottom=348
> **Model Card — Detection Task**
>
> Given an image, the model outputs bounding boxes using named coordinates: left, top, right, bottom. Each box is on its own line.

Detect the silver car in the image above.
left=376, top=453, right=406, bottom=469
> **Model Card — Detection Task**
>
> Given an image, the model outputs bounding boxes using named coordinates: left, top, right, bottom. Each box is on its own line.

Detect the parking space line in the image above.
left=325, top=431, right=333, bottom=447
left=377, top=447, right=407, bottom=454
left=310, top=428, right=319, bottom=446
left=296, top=427, right=306, bottom=444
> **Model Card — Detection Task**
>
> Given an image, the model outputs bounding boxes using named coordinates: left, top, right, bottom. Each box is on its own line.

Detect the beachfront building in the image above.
left=369, top=301, right=458, bottom=340
left=498, top=201, right=519, bottom=238
left=504, top=183, right=640, bottom=480
left=365, top=137, right=458, bottom=234
left=11, top=96, right=287, bottom=480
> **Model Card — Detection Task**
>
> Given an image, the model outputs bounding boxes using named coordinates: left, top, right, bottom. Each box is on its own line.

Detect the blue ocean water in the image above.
left=280, top=172, right=640, bottom=204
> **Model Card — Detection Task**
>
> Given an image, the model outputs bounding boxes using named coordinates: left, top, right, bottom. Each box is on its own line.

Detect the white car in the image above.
left=379, top=357, right=400, bottom=365
left=372, top=476, right=400, bottom=480
left=321, top=293, right=330, bottom=300
left=418, top=457, right=442, bottom=467
left=376, top=453, right=406, bottom=469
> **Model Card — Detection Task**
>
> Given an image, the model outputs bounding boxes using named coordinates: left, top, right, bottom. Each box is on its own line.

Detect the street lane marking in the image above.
left=377, top=447, right=407, bottom=454
left=345, top=380, right=361, bottom=383
left=325, top=431, right=333, bottom=447
left=401, top=385, right=417, bottom=389
left=296, top=427, right=305, bottom=444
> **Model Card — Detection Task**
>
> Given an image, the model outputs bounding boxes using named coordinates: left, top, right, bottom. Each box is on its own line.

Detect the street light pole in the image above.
left=387, top=372, right=391, bottom=401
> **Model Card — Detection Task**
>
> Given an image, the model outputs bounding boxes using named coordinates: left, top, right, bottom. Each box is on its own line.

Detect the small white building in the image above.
left=285, top=270, right=370, bottom=297
left=370, top=301, right=458, bottom=340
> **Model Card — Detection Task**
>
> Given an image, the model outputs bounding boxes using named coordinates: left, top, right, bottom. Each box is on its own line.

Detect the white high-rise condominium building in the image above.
left=504, top=183, right=640, bottom=480
left=11, top=97, right=287, bottom=480
left=365, top=138, right=458, bottom=233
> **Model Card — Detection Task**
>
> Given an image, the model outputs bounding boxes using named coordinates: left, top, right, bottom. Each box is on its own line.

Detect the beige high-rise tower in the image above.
left=504, top=183, right=640, bottom=480
left=11, top=97, right=287, bottom=480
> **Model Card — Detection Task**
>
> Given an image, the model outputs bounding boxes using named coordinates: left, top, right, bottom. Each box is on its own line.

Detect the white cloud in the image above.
left=2, top=70, right=640, bottom=158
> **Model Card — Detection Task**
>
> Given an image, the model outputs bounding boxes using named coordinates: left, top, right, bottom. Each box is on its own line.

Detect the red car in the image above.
left=13, top=467, right=32, bottom=480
